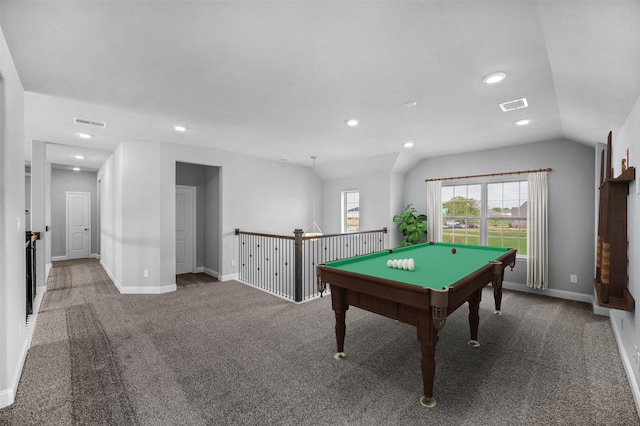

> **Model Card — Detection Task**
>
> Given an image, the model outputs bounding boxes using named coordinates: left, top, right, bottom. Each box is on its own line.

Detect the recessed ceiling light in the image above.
left=515, top=119, right=532, bottom=126
left=403, top=141, right=415, bottom=148
left=345, top=119, right=359, bottom=127
left=173, top=124, right=188, bottom=132
left=75, top=155, right=85, bottom=160
left=72, top=167, right=80, bottom=171
left=76, top=132, right=92, bottom=139
left=483, top=72, right=507, bottom=84
left=403, top=101, right=418, bottom=108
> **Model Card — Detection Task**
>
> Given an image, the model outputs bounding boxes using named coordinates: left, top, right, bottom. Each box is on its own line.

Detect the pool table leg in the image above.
left=331, top=288, right=348, bottom=359
left=491, top=260, right=504, bottom=315
left=467, top=289, right=482, bottom=348
left=492, top=281, right=503, bottom=315
left=417, top=315, right=439, bottom=408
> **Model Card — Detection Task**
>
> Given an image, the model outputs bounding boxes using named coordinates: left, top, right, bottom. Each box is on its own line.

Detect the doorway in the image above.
left=66, top=191, right=91, bottom=259
left=175, top=162, right=221, bottom=278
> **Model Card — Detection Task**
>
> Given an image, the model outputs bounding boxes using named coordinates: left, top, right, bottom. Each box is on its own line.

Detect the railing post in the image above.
left=294, top=229, right=303, bottom=302
left=32, top=235, right=37, bottom=310
left=26, top=232, right=32, bottom=318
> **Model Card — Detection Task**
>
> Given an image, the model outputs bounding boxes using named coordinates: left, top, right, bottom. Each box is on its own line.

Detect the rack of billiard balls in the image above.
left=387, top=258, right=415, bottom=271
left=386, top=248, right=458, bottom=272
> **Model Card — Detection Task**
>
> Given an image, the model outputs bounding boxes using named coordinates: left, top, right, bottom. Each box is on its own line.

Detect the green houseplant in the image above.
left=393, top=204, right=428, bottom=246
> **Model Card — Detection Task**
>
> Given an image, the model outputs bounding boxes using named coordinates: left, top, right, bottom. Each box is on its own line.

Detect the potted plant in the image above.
left=393, top=204, right=428, bottom=246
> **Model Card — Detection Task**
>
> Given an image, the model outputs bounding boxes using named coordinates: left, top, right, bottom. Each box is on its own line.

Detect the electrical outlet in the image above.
left=232, top=259, right=237, bottom=266
left=570, top=274, right=577, bottom=283
left=635, top=345, right=639, bottom=365
left=143, top=269, right=149, bottom=278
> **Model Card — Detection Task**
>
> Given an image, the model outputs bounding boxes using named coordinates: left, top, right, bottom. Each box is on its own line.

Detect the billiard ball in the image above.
left=452, top=248, right=457, bottom=254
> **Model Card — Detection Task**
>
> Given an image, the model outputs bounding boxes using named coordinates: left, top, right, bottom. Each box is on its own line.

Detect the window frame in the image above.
left=341, top=190, right=360, bottom=233
left=441, top=177, right=527, bottom=257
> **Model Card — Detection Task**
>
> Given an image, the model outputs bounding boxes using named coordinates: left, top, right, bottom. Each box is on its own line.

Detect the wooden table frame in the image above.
left=316, top=248, right=516, bottom=407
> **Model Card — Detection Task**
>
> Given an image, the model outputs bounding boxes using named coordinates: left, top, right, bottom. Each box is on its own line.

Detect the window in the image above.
left=342, top=190, right=359, bottom=233
left=487, top=181, right=528, bottom=255
left=442, top=180, right=527, bottom=255
left=442, top=184, right=481, bottom=245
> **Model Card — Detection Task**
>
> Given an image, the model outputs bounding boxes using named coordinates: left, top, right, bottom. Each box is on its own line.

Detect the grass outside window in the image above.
left=442, top=227, right=527, bottom=255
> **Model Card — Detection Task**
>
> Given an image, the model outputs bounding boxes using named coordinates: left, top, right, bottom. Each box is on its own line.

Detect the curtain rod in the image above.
left=425, top=168, right=552, bottom=183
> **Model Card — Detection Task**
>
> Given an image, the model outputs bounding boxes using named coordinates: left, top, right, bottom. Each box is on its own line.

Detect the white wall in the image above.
left=321, top=169, right=395, bottom=247
left=99, top=144, right=124, bottom=291
left=99, top=141, right=321, bottom=292
left=0, top=22, right=27, bottom=408
left=204, top=166, right=221, bottom=275
left=164, top=142, right=322, bottom=282
left=30, top=141, right=48, bottom=287
left=403, top=138, right=596, bottom=297
left=389, top=172, right=405, bottom=249
left=100, top=141, right=167, bottom=293
left=608, top=92, right=640, bottom=407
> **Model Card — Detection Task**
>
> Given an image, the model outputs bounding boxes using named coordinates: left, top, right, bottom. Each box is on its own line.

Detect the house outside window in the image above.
left=442, top=180, right=527, bottom=255
left=342, top=190, right=359, bottom=233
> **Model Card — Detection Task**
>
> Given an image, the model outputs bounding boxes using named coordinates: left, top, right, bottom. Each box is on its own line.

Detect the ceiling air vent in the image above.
left=73, top=117, right=107, bottom=128
left=499, top=98, right=528, bottom=112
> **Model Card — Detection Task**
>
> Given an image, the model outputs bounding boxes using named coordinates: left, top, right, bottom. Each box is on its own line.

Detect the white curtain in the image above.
left=527, top=171, right=548, bottom=289
left=426, top=180, right=442, bottom=243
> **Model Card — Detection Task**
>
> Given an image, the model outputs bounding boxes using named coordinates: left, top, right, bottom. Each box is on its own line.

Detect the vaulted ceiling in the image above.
left=2, top=1, right=639, bottom=174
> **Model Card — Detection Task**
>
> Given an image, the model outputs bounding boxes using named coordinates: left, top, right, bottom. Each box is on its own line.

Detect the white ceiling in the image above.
left=2, top=1, right=640, bottom=174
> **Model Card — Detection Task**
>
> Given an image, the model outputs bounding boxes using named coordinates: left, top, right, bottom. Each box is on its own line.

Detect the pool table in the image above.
left=316, top=242, right=516, bottom=407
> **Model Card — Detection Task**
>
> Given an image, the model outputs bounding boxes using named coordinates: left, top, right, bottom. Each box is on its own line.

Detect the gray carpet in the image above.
left=1, top=259, right=638, bottom=425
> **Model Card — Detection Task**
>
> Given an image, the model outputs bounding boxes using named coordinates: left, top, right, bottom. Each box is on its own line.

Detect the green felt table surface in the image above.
left=324, top=242, right=510, bottom=291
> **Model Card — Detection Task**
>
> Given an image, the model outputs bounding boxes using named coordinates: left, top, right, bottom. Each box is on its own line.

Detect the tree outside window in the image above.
left=441, top=181, right=527, bottom=255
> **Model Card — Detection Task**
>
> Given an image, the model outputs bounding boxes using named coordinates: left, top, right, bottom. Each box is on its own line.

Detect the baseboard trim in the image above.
left=1, top=286, right=46, bottom=408
left=219, top=272, right=239, bottom=282
left=610, top=313, right=640, bottom=417
left=0, top=388, right=14, bottom=409
left=592, top=298, right=610, bottom=317
left=100, top=260, right=122, bottom=291
left=194, top=266, right=204, bottom=273
left=54, top=255, right=101, bottom=261
left=203, top=267, right=219, bottom=279
left=502, top=281, right=593, bottom=304
left=100, top=261, right=176, bottom=294
left=118, top=284, right=177, bottom=294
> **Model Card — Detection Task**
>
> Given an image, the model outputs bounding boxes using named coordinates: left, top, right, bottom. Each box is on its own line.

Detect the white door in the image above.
left=67, top=192, right=91, bottom=259
left=176, top=186, right=196, bottom=274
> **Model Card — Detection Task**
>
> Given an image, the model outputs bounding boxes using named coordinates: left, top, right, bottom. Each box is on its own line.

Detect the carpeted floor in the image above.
left=1, top=258, right=638, bottom=425
left=176, top=272, right=218, bottom=288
